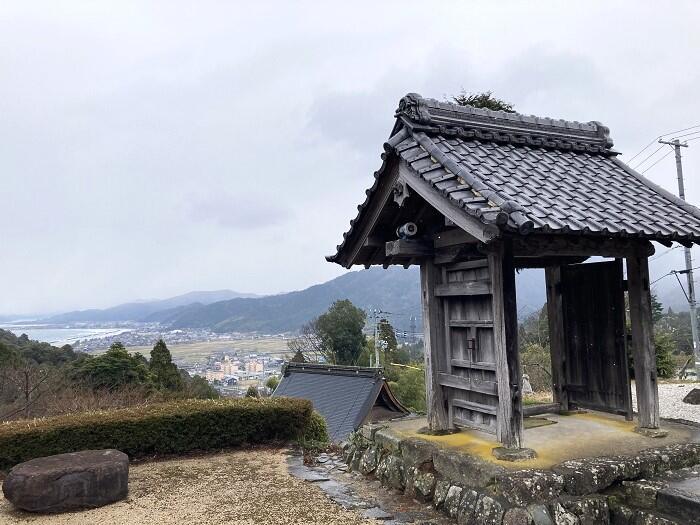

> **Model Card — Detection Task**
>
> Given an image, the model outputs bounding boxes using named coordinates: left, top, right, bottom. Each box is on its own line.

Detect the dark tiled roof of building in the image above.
left=272, top=363, right=408, bottom=442
left=328, top=93, right=700, bottom=265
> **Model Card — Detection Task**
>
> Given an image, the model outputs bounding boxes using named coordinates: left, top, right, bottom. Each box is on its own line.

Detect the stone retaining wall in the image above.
left=342, top=424, right=700, bottom=524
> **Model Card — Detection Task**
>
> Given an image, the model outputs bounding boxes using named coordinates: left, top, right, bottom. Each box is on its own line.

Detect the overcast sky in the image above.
left=2, top=1, right=700, bottom=315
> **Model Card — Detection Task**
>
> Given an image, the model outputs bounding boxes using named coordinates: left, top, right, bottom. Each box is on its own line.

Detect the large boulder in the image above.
left=683, top=388, right=700, bottom=405
left=2, top=449, right=129, bottom=513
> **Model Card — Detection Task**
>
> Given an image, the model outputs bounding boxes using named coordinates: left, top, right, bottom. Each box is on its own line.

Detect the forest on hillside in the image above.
left=0, top=329, right=216, bottom=422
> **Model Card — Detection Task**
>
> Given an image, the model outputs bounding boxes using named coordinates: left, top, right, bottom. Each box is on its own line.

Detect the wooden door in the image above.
left=560, top=260, right=632, bottom=417
left=436, top=259, right=499, bottom=433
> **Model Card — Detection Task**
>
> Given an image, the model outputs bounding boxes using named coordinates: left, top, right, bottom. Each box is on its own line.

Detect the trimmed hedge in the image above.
left=0, top=398, right=324, bottom=471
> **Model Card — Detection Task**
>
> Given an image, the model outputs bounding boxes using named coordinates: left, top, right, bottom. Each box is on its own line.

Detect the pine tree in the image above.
left=149, top=339, right=183, bottom=391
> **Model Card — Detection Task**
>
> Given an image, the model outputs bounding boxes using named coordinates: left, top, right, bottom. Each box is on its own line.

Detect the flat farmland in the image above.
left=128, top=337, right=291, bottom=365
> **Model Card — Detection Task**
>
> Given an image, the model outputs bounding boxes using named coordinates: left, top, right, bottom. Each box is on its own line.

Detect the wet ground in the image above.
left=288, top=451, right=452, bottom=524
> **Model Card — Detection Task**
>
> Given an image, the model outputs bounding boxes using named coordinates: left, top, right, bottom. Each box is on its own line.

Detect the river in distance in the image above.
left=0, top=325, right=131, bottom=346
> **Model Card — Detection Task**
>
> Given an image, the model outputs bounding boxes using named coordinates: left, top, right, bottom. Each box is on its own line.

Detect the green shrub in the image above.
left=300, top=411, right=329, bottom=444
left=0, top=397, right=313, bottom=471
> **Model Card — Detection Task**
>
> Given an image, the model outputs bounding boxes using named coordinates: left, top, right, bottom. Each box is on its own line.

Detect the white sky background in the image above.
left=1, top=1, right=700, bottom=314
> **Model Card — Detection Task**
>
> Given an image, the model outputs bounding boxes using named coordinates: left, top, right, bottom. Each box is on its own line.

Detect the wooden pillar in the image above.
left=420, top=259, right=448, bottom=431
left=545, top=266, right=569, bottom=412
left=490, top=240, right=523, bottom=448
left=626, top=252, right=660, bottom=428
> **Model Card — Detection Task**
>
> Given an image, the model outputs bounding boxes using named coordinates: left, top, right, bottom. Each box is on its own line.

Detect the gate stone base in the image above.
left=343, top=424, right=700, bottom=524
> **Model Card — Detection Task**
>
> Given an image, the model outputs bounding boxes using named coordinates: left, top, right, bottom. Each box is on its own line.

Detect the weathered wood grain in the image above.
left=421, top=260, right=449, bottom=430
left=627, top=252, right=660, bottom=428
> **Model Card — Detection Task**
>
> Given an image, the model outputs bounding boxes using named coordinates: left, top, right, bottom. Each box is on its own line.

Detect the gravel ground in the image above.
left=0, top=449, right=377, bottom=525
left=632, top=382, right=700, bottom=423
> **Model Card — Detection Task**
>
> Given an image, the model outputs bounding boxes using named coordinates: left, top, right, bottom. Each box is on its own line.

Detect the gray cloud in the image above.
left=1, top=1, right=699, bottom=314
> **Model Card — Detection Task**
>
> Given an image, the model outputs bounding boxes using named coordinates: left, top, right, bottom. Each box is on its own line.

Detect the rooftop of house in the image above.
left=329, top=93, right=700, bottom=267
left=273, top=362, right=408, bottom=442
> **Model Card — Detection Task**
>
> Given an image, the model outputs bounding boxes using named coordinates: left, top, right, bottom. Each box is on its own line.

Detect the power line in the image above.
left=640, top=149, right=675, bottom=174
left=632, top=144, right=666, bottom=170
left=650, top=245, right=680, bottom=261
left=627, top=124, right=700, bottom=163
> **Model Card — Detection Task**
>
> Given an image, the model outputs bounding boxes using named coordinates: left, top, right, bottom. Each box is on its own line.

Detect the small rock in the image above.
left=503, top=507, right=534, bottom=525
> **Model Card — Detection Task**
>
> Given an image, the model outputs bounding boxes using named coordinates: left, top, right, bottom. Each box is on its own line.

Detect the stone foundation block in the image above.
left=559, top=495, right=609, bottom=525
left=359, top=446, right=380, bottom=475
left=433, top=448, right=505, bottom=489
left=374, top=429, right=402, bottom=454
left=443, top=485, right=463, bottom=519
left=376, top=454, right=405, bottom=491
left=400, top=437, right=437, bottom=467
left=503, top=507, right=534, bottom=525
left=433, top=479, right=451, bottom=510
left=495, top=469, right=565, bottom=506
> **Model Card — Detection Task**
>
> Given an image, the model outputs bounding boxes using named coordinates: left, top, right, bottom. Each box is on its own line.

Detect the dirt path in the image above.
left=0, top=449, right=376, bottom=525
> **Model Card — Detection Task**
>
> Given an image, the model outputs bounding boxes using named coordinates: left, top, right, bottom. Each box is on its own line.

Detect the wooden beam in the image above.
left=438, top=373, right=498, bottom=396
left=512, top=236, right=654, bottom=259
left=522, top=403, right=561, bottom=417
left=385, top=239, right=433, bottom=257
left=433, top=228, right=478, bottom=248
left=514, top=256, right=589, bottom=269
left=449, top=320, right=493, bottom=328
left=452, top=398, right=498, bottom=415
left=627, top=252, right=660, bottom=428
left=490, top=240, right=523, bottom=448
left=435, top=281, right=491, bottom=297
left=399, top=162, right=499, bottom=243
left=450, top=359, right=496, bottom=371
left=545, top=266, right=569, bottom=412
left=421, top=260, right=449, bottom=431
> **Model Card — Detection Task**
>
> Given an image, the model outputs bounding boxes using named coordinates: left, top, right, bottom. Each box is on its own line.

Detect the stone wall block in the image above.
left=560, top=496, right=610, bottom=525
left=433, top=448, right=506, bottom=489
left=443, top=485, right=464, bottom=519
left=400, top=438, right=438, bottom=468
left=377, top=454, right=405, bottom=491
left=456, top=489, right=479, bottom=524
left=433, top=479, right=451, bottom=510
left=527, top=504, right=555, bottom=525
left=503, top=507, right=534, bottom=525
left=374, top=429, right=403, bottom=455
left=359, top=446, right=380, bottom=475
left=495, top=470, right=565, bottom=506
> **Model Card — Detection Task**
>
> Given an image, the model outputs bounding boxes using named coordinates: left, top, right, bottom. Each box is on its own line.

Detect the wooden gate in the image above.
left=435, top=259, right=500, bottom=433
left=560, top=260, right=632, bottom=417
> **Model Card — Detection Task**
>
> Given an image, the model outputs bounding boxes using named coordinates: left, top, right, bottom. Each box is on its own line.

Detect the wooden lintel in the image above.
left=433, top=228, right=478, bottom=248
left=514, top=256, right=589, bottom=269
left=398, top=162, right=499, bottom=243
left=452, top=398, right=498, bottom=415
left=512, top=237, right=654, bottom=258
left=450, top=358, right=496, bottom=371
left=385, top=239, right=433, bottom=257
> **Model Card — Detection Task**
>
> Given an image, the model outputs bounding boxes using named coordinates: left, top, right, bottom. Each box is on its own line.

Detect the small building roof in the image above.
left=329, top=93, right=700, bottom=267
left=273, top=362, right=408, bottom=442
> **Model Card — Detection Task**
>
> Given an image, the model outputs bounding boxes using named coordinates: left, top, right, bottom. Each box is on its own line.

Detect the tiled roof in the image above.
left=328, top=93, right=700, bottom=265
left=272, top=363, right=408, bottom=442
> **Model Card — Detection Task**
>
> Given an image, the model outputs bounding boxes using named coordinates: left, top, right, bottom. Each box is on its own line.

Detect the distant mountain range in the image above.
left=37, top=268, right=554, bottom=334
left=43, top=290, right=260, bottom=324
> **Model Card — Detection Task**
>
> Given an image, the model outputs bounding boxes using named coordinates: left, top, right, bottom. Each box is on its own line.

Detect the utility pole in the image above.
left=659, top=138, right=700, bottom=373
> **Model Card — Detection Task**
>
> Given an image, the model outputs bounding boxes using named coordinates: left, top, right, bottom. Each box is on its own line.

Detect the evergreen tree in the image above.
left=149, top=339, right=183, bottom=391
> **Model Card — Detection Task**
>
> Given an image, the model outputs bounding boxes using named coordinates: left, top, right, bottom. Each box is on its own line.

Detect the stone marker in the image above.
left=683, top=387, right=700, bottom=405
left=2, top=449, right=128, bottom=513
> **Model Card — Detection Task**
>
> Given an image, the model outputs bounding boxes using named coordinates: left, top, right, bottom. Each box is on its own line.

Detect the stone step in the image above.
left=656, top=475, right=700, bottom=525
